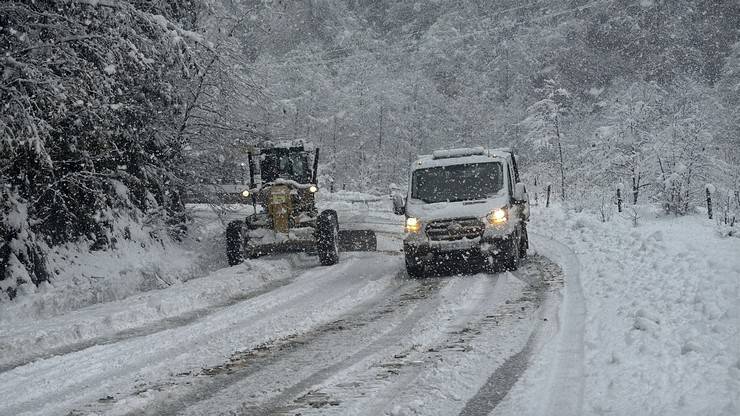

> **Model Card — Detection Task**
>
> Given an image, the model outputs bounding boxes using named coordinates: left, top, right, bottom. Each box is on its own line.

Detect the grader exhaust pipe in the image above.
left=312, top=148, right=319, bottom=185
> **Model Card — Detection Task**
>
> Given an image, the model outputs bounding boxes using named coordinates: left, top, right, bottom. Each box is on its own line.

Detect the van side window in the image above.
left=507, top=163, right=514, bottom=196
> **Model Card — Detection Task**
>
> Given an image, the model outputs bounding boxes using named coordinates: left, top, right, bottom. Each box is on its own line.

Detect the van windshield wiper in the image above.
left=416, top=196, right=487, bottom=203
left=446, top=196, right=487, bottom=203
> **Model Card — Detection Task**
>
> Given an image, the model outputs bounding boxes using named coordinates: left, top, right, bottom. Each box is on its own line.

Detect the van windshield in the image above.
left=411, top=162, right=504, bottom=203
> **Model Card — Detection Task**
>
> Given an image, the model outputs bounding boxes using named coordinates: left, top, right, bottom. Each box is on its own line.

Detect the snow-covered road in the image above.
left=0, top=237, right=569, bottom=416
left=3, top=200, right=738, bottom=416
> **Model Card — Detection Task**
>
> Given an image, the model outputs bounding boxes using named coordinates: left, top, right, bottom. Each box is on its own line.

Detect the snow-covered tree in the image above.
left=597, top=81, right=662, bottom=204
left=521, top=79, right=571, bottom=201
left=0, top=0, right=204, bottom=299
left=654, top=79, right=718, bottom=215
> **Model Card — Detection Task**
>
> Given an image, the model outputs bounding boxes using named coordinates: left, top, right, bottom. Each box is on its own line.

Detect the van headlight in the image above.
left=405, top=217, right=422, bottom=233
left=486, top=208, right=507, bottom=226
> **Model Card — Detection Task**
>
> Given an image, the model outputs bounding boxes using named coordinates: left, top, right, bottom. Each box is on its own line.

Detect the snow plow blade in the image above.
left=338, top=229, right=377, bottom=251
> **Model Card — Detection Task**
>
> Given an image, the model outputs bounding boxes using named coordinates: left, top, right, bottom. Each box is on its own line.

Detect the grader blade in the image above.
left=338, top=229, right=377, bottom=252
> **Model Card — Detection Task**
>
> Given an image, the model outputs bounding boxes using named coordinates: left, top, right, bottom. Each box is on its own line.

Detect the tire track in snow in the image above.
left=529, top=233, right=586, bottom=416
left=459, top=236, right=585, bottom=416
left=0, top=271, right=301, bottom=374
left=302, top=254, right=563, bottom=416
left=140, top=274, right=452, bottom=416
left=458, top=255, right=558, bottom=416
left=251, top=276, right=461, bottom=416
left=458, top=332, right=538, bottom=416
left=0, top=254, right=398, bottom=416
left=348, top=274, right=510, bottom=416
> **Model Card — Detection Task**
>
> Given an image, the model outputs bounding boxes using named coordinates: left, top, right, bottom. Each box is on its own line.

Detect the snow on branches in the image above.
left=521, top=79, right=571, bottom=201
left=0, top=1, right=202, bottom=299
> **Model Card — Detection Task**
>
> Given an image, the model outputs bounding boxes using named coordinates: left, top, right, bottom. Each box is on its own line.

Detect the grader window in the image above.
left=261, top=150, right=311, bottom=184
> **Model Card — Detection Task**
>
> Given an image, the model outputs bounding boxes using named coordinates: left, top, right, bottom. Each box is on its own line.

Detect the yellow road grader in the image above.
left=226, top=141, right=376, bottom=266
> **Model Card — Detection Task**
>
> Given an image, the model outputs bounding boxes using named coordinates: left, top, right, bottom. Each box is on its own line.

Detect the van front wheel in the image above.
left=504, top=232, right=520, bottom=271
left=519, top=223, right=529, bottom=259
left=405, top=254, right=424, bottom=278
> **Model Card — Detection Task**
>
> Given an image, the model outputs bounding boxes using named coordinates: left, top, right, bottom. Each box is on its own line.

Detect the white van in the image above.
left=393, top=147, right=530, bottom=277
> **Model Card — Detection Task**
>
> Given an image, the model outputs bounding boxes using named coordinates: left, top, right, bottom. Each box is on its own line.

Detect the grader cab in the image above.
left=226, top=141, right=376, bottom=266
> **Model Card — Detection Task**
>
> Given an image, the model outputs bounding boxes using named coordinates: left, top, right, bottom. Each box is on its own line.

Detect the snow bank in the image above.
left=318, top=190, right=387, bottom=204
left=0, top=237, right=195, bottom=322
left=0, top=255, right=294, bottom=370
left=0, top=205, right=255, bottom=321
left=498, top=206, right=740, bottom=415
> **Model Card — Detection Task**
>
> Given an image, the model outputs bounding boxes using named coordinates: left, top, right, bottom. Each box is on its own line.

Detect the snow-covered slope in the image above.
left=0, top=257, right=297, bottom=371
left=0, top=204, right=247, bottom=322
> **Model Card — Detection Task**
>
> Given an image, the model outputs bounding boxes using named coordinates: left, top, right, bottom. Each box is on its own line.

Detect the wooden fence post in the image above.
left=546, top=185, right=551, bottom=208
left=706, top=186, right=713, bottom=220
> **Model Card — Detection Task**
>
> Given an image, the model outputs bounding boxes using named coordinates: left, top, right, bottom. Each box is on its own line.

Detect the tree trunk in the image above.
left=332, top=117, right=338, bottom=157
left=555, top=114, right=566, bottom=201
left=632, top=170, right=641, bottom=205
left=378, top=102, right=384, bottom=182
left=378, top=103, right=384, bottom=150
left=706, top=188, right=713, bottom=220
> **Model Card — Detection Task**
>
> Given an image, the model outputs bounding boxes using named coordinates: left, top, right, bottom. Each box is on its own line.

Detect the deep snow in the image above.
left=0, top=196, right=738, bottom=416
left=496, top=205, right=740, bottom=416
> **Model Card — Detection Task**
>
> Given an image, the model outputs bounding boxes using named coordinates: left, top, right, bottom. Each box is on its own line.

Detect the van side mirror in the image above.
left=513, top=182, right=527, bottom=203
left=392, top=194, right=405, bottom=215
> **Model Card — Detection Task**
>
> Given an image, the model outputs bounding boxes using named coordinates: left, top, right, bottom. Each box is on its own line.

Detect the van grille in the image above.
left=426, top=218, right=485, bottom=241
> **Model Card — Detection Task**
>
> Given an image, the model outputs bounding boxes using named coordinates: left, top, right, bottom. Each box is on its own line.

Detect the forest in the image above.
left=2, top=0, right=740, bottom=299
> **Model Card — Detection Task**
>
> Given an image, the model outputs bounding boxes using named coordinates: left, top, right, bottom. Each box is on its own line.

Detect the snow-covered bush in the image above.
left=0, top=189, right=48, bottom=300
